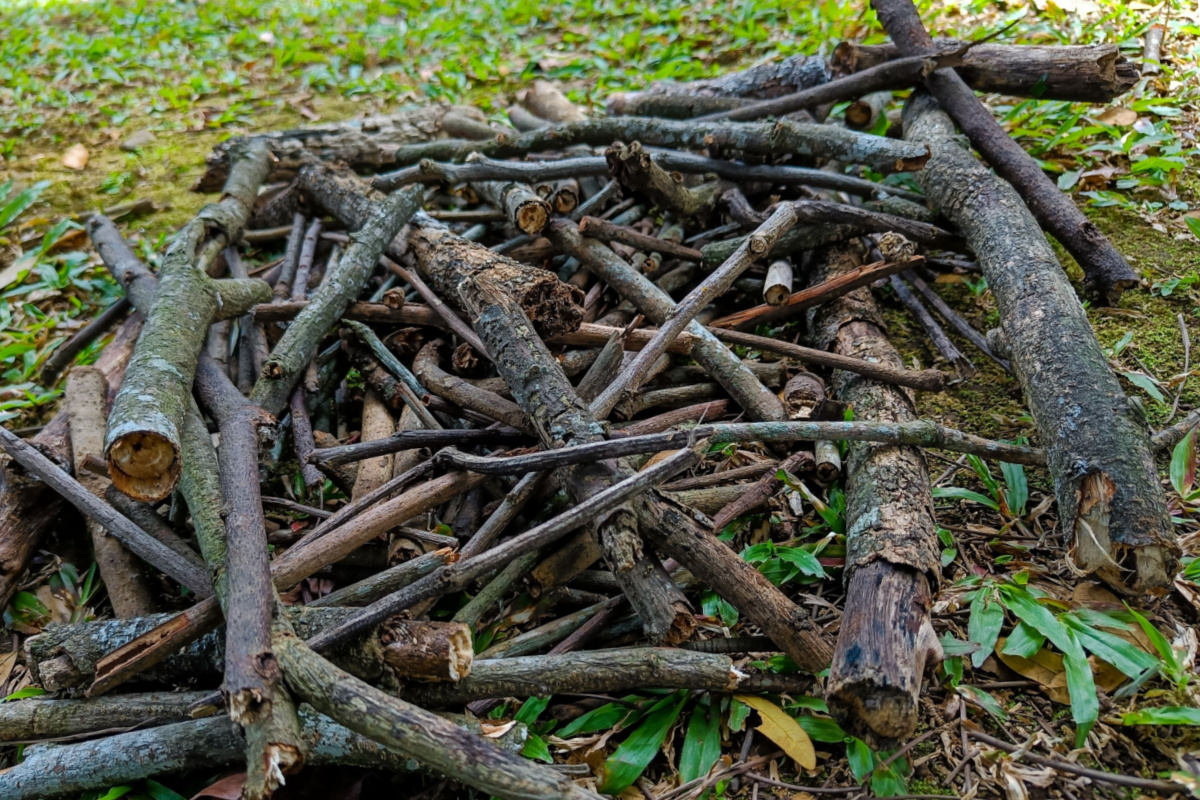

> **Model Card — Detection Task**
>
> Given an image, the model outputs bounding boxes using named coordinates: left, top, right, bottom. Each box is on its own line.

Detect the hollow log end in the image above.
left=515, top=199, right=551, bottom=236
left=519, top=279, right=586, bottom=340
left=895, top=145, right=932, bottom=173
left=107, top=431, right=181, bottom=503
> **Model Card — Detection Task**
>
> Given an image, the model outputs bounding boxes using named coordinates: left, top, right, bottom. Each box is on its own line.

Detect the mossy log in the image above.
left=903, top=90, right=1176, bottom=591
left=104, top=141, right=273, bottom=502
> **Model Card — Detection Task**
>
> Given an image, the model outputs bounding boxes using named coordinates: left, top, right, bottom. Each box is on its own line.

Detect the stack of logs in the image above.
left=0, top=2, right=1190, bottom=797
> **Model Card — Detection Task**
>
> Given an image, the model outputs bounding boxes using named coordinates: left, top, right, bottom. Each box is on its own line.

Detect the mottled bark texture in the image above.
left=195, top=104, right=478, bottom=191
left=473, top=180, right=551, bottom=235
left=387, top=117, right=931, bottom=175
left=832, top=41, right=1138, bottom=103
left=104, top=141, right=273, bottom=502
left=381, top=620, right=474, bottom=682
left=25, top=606, right=396, bottom=692
left=66, top=368, right=157, bottom=617
left=606, top=141, right=728, bottom=217
left=903, top=91, right=1175, bottom=591
left=607, top=54, right=830, bottom=108
left=274, top=624, right=602, bottom=800
left=0, top=691, right=207, bottom=742
left=0, top=706, right=456, bottom=800
left=251, top=185, right=423, bottom=416
left=545, top=220, right=787, bottom=422
left=870, top=0, right=1137, bottom=301
left=423, top=230, right=692, bottom=645
left=808, top=241, right=940, bottom=744
left=401, top=647, right=741, bottom=706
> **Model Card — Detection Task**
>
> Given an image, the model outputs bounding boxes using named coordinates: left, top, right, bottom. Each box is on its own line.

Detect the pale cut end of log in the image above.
left=382, top=621, right=474, bottom=682
left=514, top=197, right=550, bottom=235
left=1070, top=471, right=1173, bottom=593
left=106, top=429, right=180, bottom=503
left=826, top=562, right=942, bottom=744
left=783, top=371, right=826, bottom=419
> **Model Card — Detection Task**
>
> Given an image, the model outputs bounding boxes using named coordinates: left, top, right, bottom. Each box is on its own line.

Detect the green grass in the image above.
left=0, top=0, right=1198, bottom=429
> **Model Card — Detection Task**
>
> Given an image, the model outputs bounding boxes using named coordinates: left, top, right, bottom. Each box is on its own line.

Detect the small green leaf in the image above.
left=521, top=733, right=554, bottom=763
left=1062, top=628, right=1099, bottom=747
left=1119, top=371, right=1166, bottom=404
left=701, top=589, right=739, bottom=627
left=1126, top=606, right=1184, bottom=683
left=2, top=686, right=47, bottom=702
left=870, top=756, right=908, bottom=798
left=680, top=697, right=722, bottom=784
left=1121, top=706, right=1200, bottom=726
left=1001, top=622, right=1046, bottom=658
left=728, top=698, right=752, bottom=733
left=956, top=685, right=1009, bottom=722
left=599, top=691, right=688, bottom=794
left=845, top=737, right=874, bottom=782
left=933, top=486, right=1001, bottom=511
left=776, top=546, right=826, bottom=578
left=968, top=590, right=1004, bottom=668
left=1186, top=216, right=1200, bottom=240
left=143, top=779, right=188, bottom=800
left=1000, top=460, right=1028, bottom=517
left=515, top=696, right=550, bottom=725
left=1170, top=427, right=1197, bottom=496
left=559, top=699, right=643, bottom=737
left=797, top=714, right=846, bottom=743
left=1062, top=614, right=1157, bottom=678
left=939, top=632, right=977, bottom=658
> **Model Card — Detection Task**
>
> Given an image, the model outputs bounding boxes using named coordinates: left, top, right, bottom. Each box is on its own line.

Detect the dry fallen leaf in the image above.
left=0, top=651, right=17, bottom=689
left=734, top=694, right=816, bottom=770
left=61, top=143, right=89, bottom=170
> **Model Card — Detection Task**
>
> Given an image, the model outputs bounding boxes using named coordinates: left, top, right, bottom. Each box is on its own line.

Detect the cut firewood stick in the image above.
left=710, top=450, right=816, bottom=531
left=606, top=141, right=728, bottom=217
left=289, top=218, right=322, bottom=301
left=413, top=340, right=533, bottom=434
left=381, top=620, right=473, bottom=682
left=591, top=203, right=798, bottom=416
left=349, top=390, right=395, bottom=500
left=67, top=368, right=157, bottom=618
left=845, top=90, right=893, bottom=130
left=871, top=0, right=1138, bottom=301
left=104, top=141, right=273, bottom=502
left=904, top=89, right=1176, bottom=591
left=764, top=258, right=794, bottom=305
left=811, top=241, right=941, bottom=744
left=0, top=426, right=212, bottom=597
left=1143, top=24, right=1166, bottom=76
left=473, top=180, right=551, bottom=235
left=309, top=548, right=456, bottom=608
left=435, top=421, right=1044, bottom=472
left=385, top=116, right=932, bottom=174
left=833, top=40, right=1140, bottom=103
left=251, top=185, right=424, bottom=416
left=0, top=690, right=207, bottom=742
left=546, top=220, right=788, bottom=422
left=402, top=647, right=747, bottom=706
left=710, top=256, right=923, bottom=329
left=579, top=215, right=704, bottom=261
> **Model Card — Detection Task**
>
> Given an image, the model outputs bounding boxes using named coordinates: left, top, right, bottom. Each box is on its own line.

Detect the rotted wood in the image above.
left=832, top=40, right=1139, bottom=103
left=104, top=141, right=273, bottom=502
left=904, top=90, right=1176, bottom=591
left=606, top=141, right=728, bottom=217
left=872, top=0, right=1138, bottom=302
left=809, top=240, right=941, bottom=744
left=409, top=224, right=693, bottom=644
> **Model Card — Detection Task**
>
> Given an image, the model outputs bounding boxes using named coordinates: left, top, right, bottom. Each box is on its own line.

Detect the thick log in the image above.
left=0, top=706, right=461, bottom=800
left=833, top=41, right=1139, bottom=103
left=871, top=0, right=1138, bottom=301
left=808, top=241, right=940, bottom=744
left=409, top=223, right=693, bottom=644
left=385, top=117, right=931, bottom=175
left=104, top=142, right=273, bottom=502
left=903, top=90, right=1175, bottom=590
left=66, top=368, right=157, bottom=617
left=0, top=691, right=207, bottom=742
left=195, top=104, right=470, bottom=191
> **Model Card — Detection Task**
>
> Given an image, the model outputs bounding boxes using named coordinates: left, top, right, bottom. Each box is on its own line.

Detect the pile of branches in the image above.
left=0, top=1, right=1193, bottom=797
